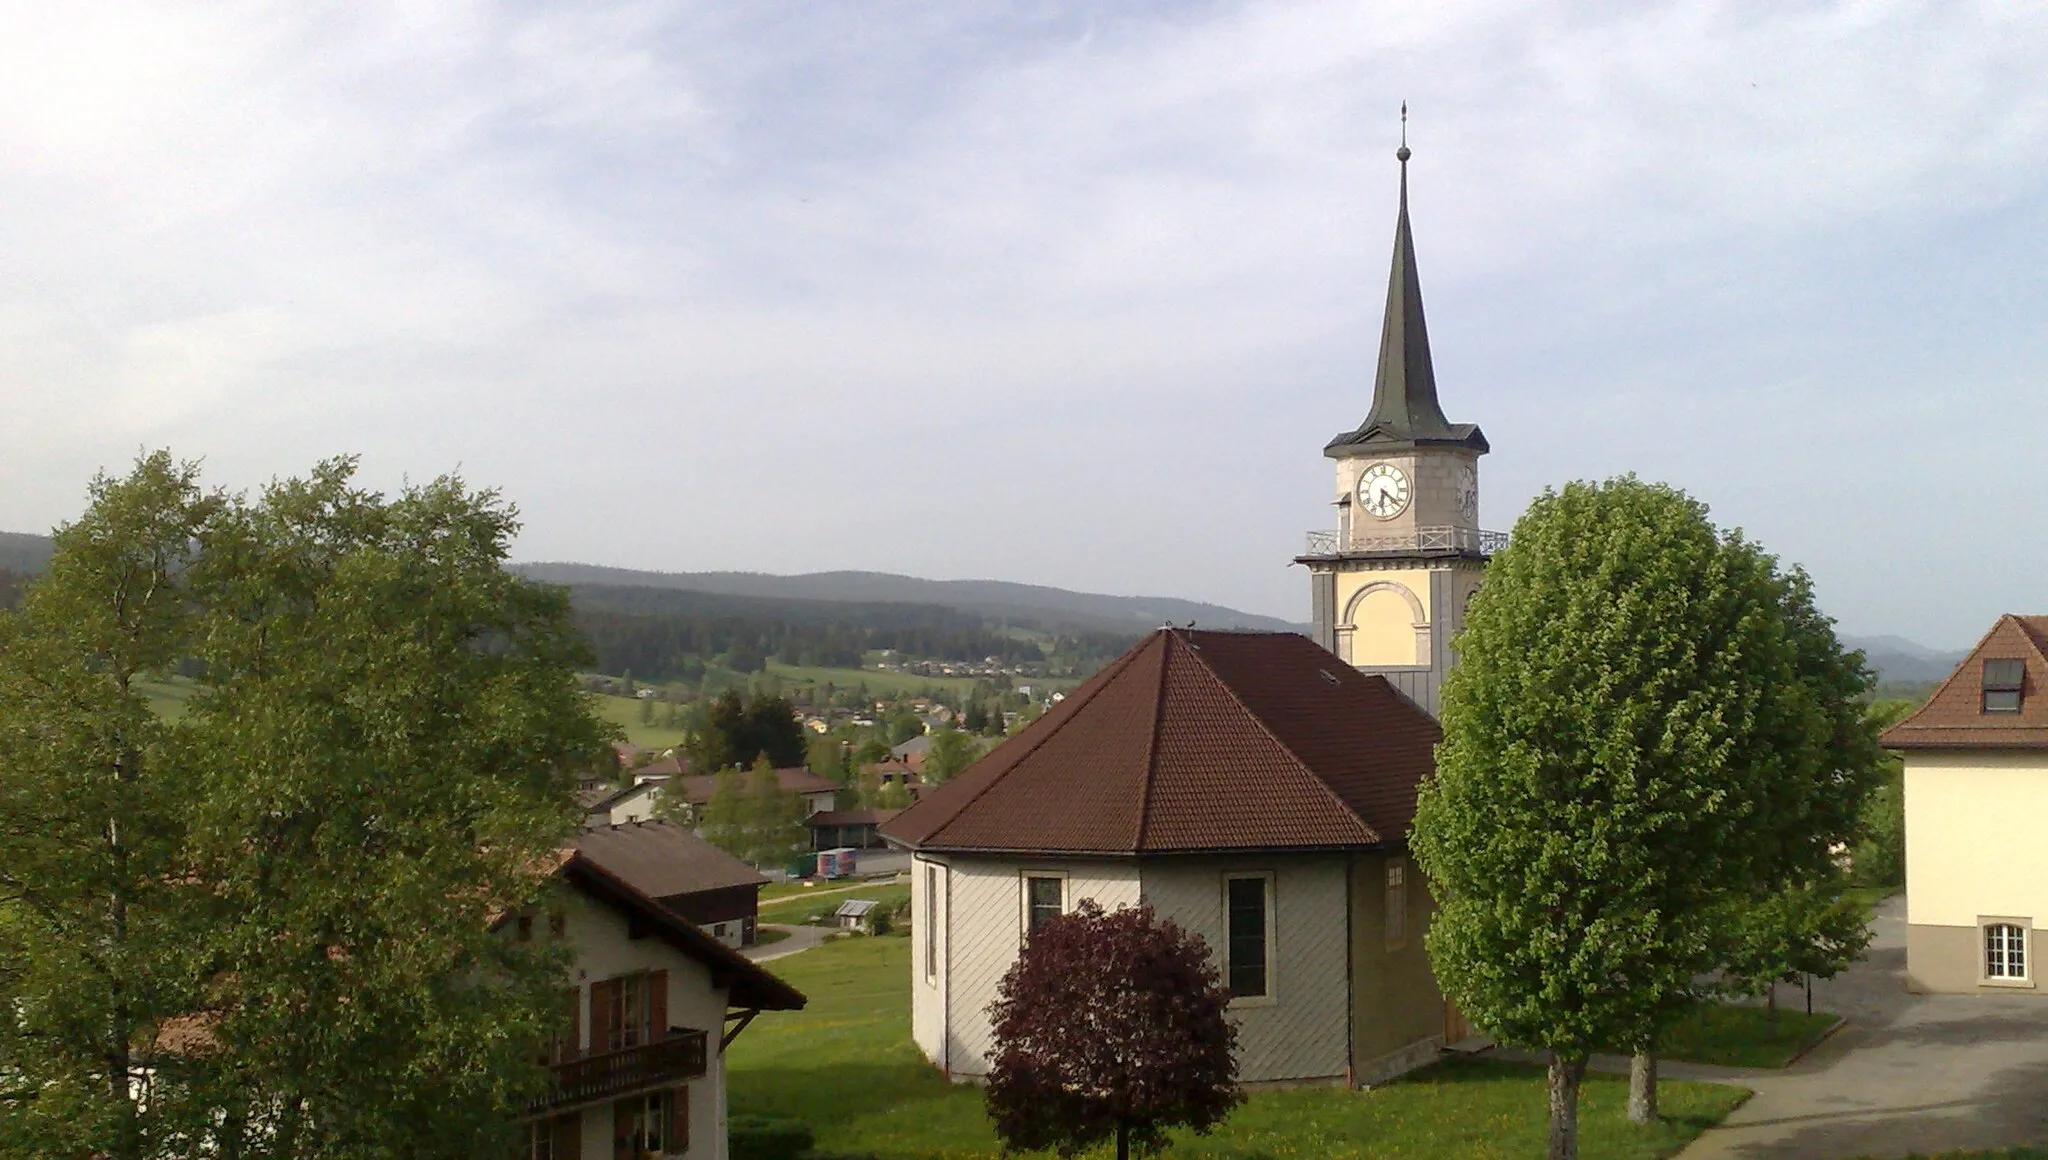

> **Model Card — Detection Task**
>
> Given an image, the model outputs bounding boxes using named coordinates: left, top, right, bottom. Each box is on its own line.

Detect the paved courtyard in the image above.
left=1676, top=894, right=2048, bottom=1158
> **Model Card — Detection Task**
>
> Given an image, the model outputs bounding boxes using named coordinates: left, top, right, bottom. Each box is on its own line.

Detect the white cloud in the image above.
left=0, top=0, right=2042, bottom=645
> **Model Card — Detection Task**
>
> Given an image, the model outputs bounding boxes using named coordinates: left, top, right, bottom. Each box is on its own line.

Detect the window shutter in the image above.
left=553, top=1111, right=582, bottom=1160
left=591, top=978, right=620, bottom=1053
left=647, top=969, right=668, bottom=1039
left=669, top=1086, right=690, bottom=1152
left=565, top=986, right=582, bottom=1061
left=612, top=1098, right=631, bottom=1160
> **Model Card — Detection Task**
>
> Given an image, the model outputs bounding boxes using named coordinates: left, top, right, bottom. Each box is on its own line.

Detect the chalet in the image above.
left=882, top=628, right=1447, bottom=1088
left=586, top=777, right=670, bottom=827
left=810, top=807, right=903, bottom=851
left=515, top=851, right=805, bottom=1158
left=1883, top=614, right=2048, bottom=994
left=575, top=820, right=772, bottom=947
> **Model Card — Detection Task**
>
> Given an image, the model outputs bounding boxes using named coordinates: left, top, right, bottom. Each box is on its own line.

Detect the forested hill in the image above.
left=564, top=582, right=1136, bottom=679
left=0, top=531, right=54, bottom=574
left=512, top=563, right=1303, bottom=635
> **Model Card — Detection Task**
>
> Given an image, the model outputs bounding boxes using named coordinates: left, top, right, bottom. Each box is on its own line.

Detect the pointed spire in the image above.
left=1326, top=107, right=1487, bottom=457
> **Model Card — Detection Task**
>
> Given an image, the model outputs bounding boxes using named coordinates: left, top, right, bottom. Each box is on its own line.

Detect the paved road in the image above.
left=742, top=923, right=832, bottom=963
left=1676, top=895, right=2048, bottom=1159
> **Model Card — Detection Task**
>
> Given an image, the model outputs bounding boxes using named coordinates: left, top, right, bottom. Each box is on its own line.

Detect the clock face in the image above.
left=1455, top=465, right=1478, bottom=520
left=1357, top=462, right=1411, bottom=520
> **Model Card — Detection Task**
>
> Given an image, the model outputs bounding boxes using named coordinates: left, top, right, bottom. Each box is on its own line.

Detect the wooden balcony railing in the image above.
left=532, top=1029, right=709, bottom=1113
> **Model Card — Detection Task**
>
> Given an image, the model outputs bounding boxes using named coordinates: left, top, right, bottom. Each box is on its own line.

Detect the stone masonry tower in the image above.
left=1297, top=132, right=1502, bottom=717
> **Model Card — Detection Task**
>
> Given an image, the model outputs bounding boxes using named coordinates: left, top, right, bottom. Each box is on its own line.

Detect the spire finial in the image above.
left=1396, top=101, right=1411, bottom=163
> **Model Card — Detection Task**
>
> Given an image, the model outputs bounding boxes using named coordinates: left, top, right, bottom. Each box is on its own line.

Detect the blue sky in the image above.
left=1, top=1, right=2042, bottom=648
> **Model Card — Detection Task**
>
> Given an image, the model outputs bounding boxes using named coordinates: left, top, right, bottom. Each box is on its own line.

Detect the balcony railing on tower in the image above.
left=1301, top=526, right=1509, bottom=558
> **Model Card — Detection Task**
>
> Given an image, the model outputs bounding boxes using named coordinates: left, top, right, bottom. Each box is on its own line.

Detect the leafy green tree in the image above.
left=743, top=756, right=807, bottom=867
left=694, top=767, right=749, bottom=857
left=638, top=693, right=655, bottom=725
left=806, top=735, right=849, bottom=784
left=0, top=453, right=217, bottom=1160
left=885, top=707, right=925, bottom=746
left=872, top=780, right=913, bottom=811
left=852, top=736, right=892, bottom=766
left=0, top=453, right=612, bottom=1160
left=1716, top=876, right=1873, bottom=1021
left=741, top=692, right=808, bottom=768
left=1852, top=699, right=1914, bottom=888
left=925, top=728, right=981, bottom=785
left=962, top=700, right=988, bottom=733
left=1410, top=478, right=1879, bottom=1158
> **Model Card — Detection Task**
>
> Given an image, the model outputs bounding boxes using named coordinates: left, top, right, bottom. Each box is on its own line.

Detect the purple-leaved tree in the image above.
left=985, top=900, right=1242, bottom=1160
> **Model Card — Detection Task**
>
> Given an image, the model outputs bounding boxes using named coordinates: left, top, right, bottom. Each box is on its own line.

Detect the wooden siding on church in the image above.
left=1139, top=855, right=1351, bottom=1084
left=925, top=858, right=1142, bottom=1077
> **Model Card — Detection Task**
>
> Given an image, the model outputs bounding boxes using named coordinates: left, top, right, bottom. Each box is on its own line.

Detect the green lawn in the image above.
left=136, top=675, right=196, bottom=720
left=759, top=883, right=910, bottom=925
left=587, top=692, right=692, bottom=750
left=1654, top=1004, right=1840, bottom=1069
left=729, top=937, right=1750, bottom=1159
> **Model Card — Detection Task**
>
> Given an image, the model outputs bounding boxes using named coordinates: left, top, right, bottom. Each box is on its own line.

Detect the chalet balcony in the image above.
left=1300, top=526, right=1509, bottom=559
left=530, top=1030, right=709, bottom=1114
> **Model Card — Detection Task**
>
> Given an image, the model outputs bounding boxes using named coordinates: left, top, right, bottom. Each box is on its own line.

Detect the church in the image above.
left=880, top=140, right=1495, bottom=1088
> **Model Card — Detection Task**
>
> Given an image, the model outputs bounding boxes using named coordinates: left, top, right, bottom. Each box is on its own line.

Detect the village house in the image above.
left=514, top=850, right=805, bottom=1159
left=809, top=806, right=903, bottom=851
left=575, top=820, right=772, bottom=948
left=586, top=776, right=671, bottom=827
left=882, top=627, right=1448, bottom=1087
left=1883, top=614, right=2048, bottom=994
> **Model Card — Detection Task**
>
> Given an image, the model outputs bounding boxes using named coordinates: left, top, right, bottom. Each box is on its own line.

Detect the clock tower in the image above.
left=1297, top=134, right=1501, bottom=717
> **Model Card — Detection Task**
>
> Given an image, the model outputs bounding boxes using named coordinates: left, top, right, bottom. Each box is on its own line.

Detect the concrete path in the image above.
left=741, top=923, right=832, bottom=963
left=1675, top=895, right=2048, bottom=1159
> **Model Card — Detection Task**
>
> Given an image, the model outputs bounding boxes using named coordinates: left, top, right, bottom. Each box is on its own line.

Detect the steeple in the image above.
left=1327, top=109, right=1487, bottom=457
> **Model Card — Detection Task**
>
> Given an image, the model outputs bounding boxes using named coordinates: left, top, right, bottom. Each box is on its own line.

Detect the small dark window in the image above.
left=1983, top=659, right=2025, bottom=713
left=1226, top=877, right=1269, bottom=998
left=516, top=914, right=533, bottom=942
left=1025, top=876, right=1063, bottom=934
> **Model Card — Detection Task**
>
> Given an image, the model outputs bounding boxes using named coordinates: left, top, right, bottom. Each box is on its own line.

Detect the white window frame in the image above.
left=1982, top=918, right=2033, bottom=987
left=1222, top=871, right=1277, bottom=1008
left=1019, top=869, right=1069, bottom=937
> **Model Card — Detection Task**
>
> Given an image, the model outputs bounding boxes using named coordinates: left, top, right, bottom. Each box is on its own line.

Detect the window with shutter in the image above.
left=669, top=1086, right=690, bottom=1153
left=647, top=969, right=668, bottom=1041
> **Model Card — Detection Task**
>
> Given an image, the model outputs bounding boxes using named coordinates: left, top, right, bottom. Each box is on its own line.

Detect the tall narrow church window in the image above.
left=1024, top=875, right=1064, bottom=934
left=1385, top=858, right=1408, bottom=950
left=1226, top=875, right=1271, bottom=999
left=1986, top=923, right=2028, bottom=980
left=1983, top=659, right=2025, bottom=713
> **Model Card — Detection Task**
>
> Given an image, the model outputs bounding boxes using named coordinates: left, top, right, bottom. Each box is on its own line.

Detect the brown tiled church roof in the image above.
left=1882, top=615, right=2048, bottom=750
left=879, top=629, right=1439, bottom=855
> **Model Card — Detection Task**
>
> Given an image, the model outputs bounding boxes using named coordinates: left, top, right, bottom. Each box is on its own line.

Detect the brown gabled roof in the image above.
left=561, top=853, right=804, bottom=1011
left=1882, top=615, right=2048, bottom=750
left=810, top=807, right=903, bottom=828
left=572, top=820, right=770, bottom=898
left=879, top=629, right=1440, bottom=855
left=671, top=767, right=839, bottom=806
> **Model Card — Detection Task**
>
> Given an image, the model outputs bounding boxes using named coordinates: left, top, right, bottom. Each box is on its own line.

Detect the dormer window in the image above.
left=1983, top=659, right=2025, bottom=714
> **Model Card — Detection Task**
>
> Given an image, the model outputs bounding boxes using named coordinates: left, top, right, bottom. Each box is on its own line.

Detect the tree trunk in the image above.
left=1627, top=1050, right=1658, bottom=1124
left=1766, top=983, right=1778, bottom=1025
left=1116, top=1120, right=1129, bottom=1160
left=1547, top=1052, right=1586, bottom=1160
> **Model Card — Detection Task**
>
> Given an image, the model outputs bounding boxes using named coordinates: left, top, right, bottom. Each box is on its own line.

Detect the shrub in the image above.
left=729, top=1114, right=814, bottom=1160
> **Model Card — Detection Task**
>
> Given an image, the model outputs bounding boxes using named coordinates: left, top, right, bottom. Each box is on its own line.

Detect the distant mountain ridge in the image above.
left=0, top=529, right=1979, bottom=685
left=511, top=563, right=1307, bottom=635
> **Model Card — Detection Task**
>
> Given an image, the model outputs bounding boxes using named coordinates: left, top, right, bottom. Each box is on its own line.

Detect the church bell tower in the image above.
left=1298, top=126, right=1501, bottom=717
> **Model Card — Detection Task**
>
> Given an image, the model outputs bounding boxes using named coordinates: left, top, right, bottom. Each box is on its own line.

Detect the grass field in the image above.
left=136, top=676, right=196, bottom=720
left=587, top=693, right=692, bottom=750
left=728, top=937, right=1751, bottom=1159
left=1655, top=1005, right=1840, bottom=1069
left=760, top=883, right=910, bottom=925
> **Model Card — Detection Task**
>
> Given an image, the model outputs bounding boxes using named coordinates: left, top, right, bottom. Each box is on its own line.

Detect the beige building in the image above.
left=1884, top=615, right=2048, bottom=995
left=513, top=851, right=805, bottom=1158
left=1296, top=138, right=1500, bottom=717
left=883, top=628, right=1449, bottom=1088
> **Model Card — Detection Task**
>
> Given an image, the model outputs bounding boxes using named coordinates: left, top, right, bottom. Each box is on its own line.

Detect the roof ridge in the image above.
left=1132, top=629, right=1176, bottom=851
left=922, top=631, right=1166, bottom=846
left=1176, top=635, right=1380, bottom=844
